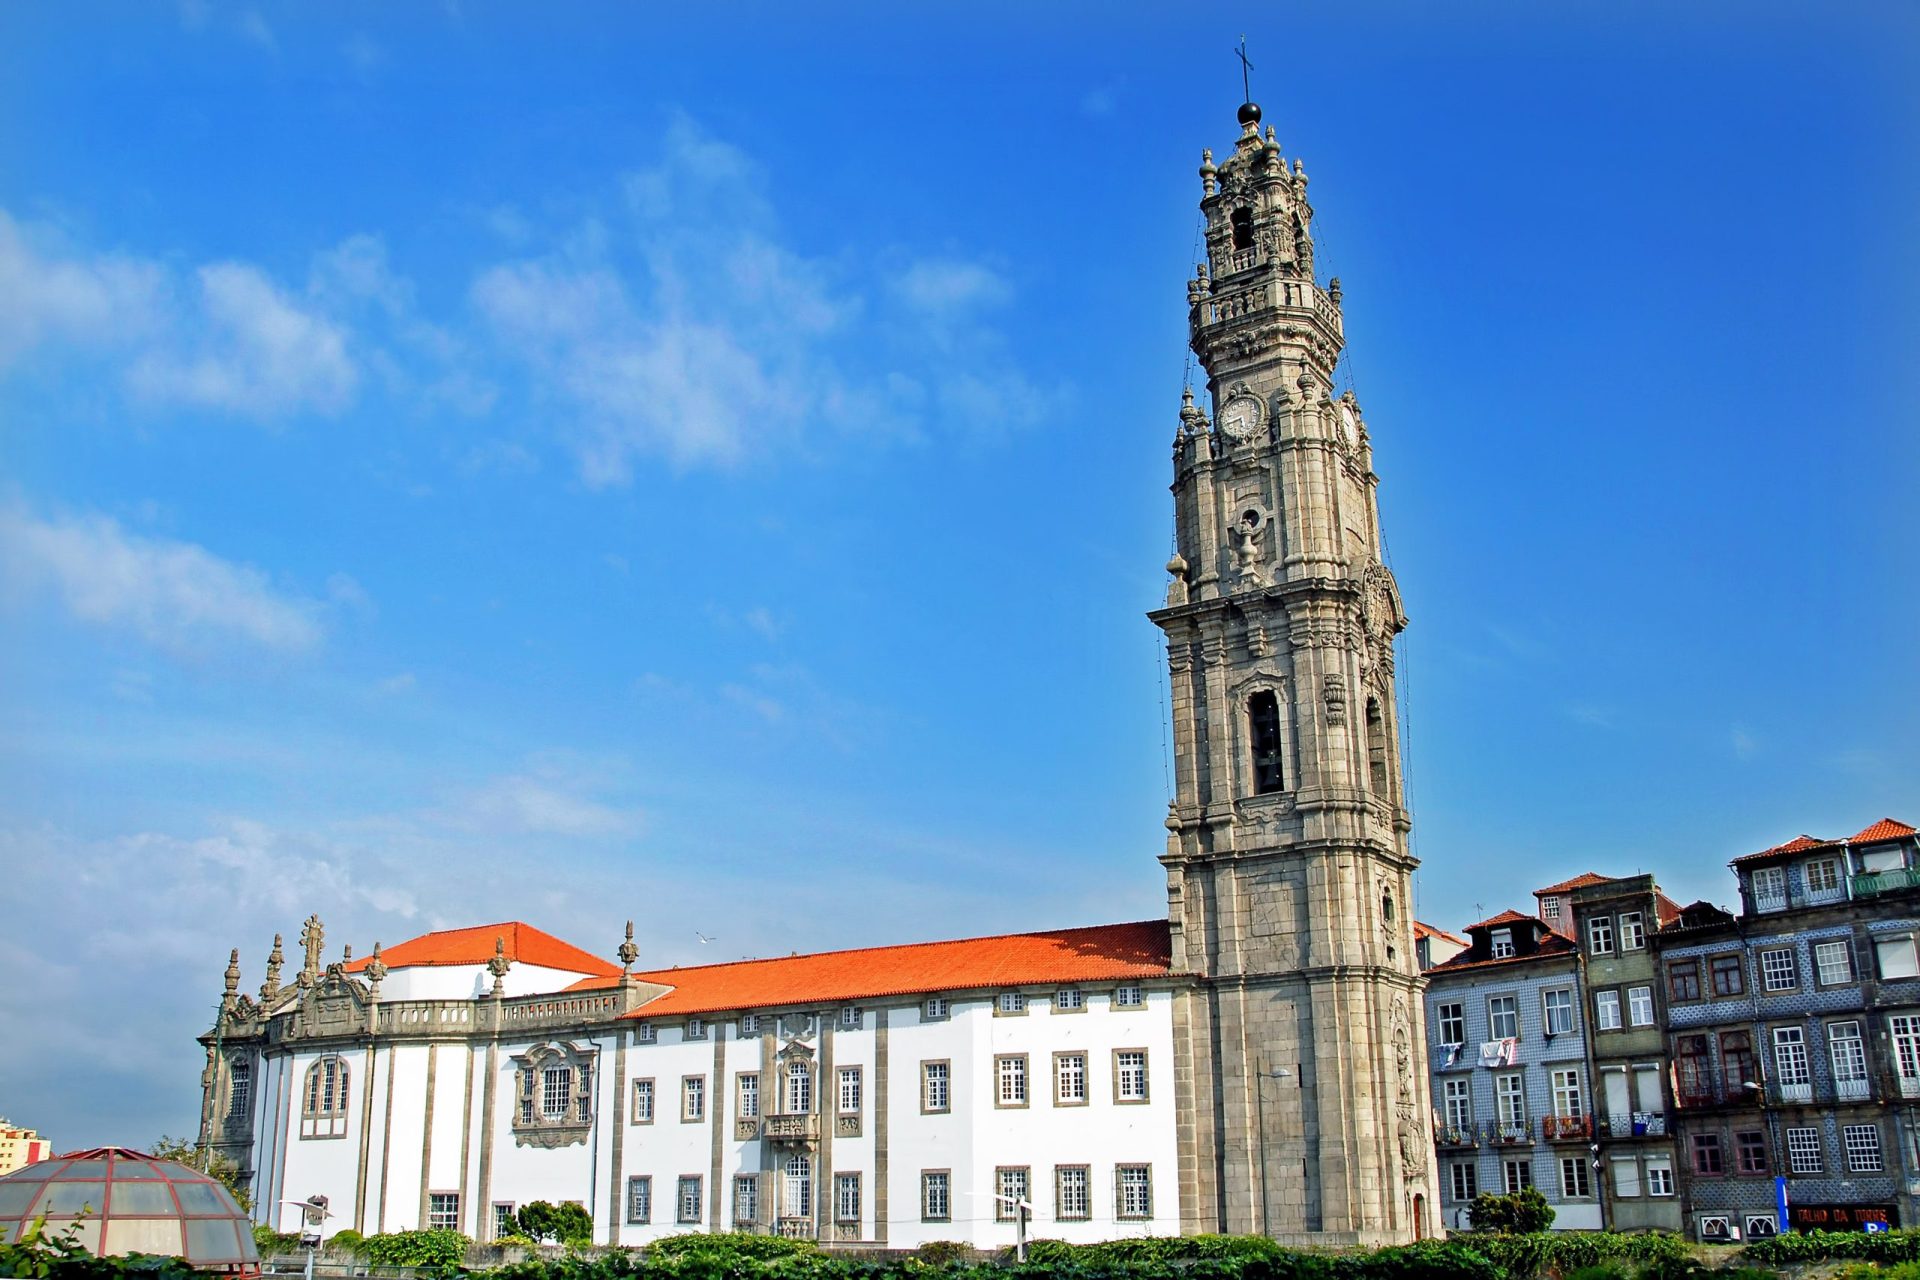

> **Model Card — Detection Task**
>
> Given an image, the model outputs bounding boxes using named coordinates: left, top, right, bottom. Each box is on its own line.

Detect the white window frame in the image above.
left=783, top=1154, right=812, bottom=1219
left=1449, top=1161, right=1477, bottom=1203
left=1115, top=1049, right=1149, bottom=1102
left=923, top=996, right=950, bottom=1020
left=837, top=1066, right=862, bottom=1114
left=682, top=1075, right=705, bottom=1122
left=631, top=1078, right=655, bottom=1124
left=1627, top=985, right=1654, bottom=1027
left=1595, top=990, right=1621, bottom=1030
left=1443, top=1078, right=1472, bottom=1130
left=1815, top=939, right=1855, bottom=986
left=1551, top=1067, right=1584, bottom=1117
left=1502, top=1157, right=1532, bottom=1194
left=1620, top=912, right=1646, bottom=952
left=1054, top=989, right=1085, bottom=1011
left=738, top=1073, right=760, bottom=1120
left=1559, top=1156, right=1590, bottom=1199
left=676, top=1175, right=702, bottom=1224
left=1843, top=1123, right=1884, bottom=1172
left=1491, top=928, right=1515, bottom=959
left=921, top=1170, right=950, bottom=1222
left=1751, top=865, right=1787, bottom=910
left=996, top=1054, right=1028, bottom=1107
left=1113, top=985, right=1144, bottom=1008
left=1496, top=1072, right=1526, bottom=1127
left=840, top=1007, right=862, bottom=1031
left=1829, top=1021, right=1869, bottom=1098
left=784, top=1060, right=812, bottom=1114
left=995, top=1167, right=1030, bottom=1222
left=1877, top=935, right=1920, bottom=980
left=1055, top=1165, right=1091, bottom=1221
left=922, top=1060, right=950, bottom=1113
left=1646, top=1157, right=1674, bottom=1197
left=1488, top=994, right=1518, bottom=1040
left=1436, top=1001, right=1465, bottom=1046
left=1055, top=1052, right=1087, bottom=1105
left=1892, top=1014, right=1920, bottom=1088
left=1772, top=1026, right=1811, bottom=1089
left=740, top=1014, right=760, bottom=1035
left=732, top=1175, right=756, bottom=1228
left=997, top=991, right=1027, bottom=1015
left=1116, top=1164, right=1152, bottom=1219
left=1588, top=916, right=1615, bottom=956
left=1543, top=988, right=1573, bottom=1036
left=1785, top=1127, right=1822, bottom=1174
left=1806, top=857, right=1844, bottom=898
left=1760, top=947, right=1798, bottom=992
left=834, top=1172, right=861, bottom=1224
left=427, top=1192, right=459, bottom=1232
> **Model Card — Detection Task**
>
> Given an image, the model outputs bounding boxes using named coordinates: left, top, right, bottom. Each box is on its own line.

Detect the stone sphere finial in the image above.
left=1238, top=101, right=1262, bottom=127
left=1166, top=553, right=1189, bottom=578
left=618, top=920, right=640, bottom=973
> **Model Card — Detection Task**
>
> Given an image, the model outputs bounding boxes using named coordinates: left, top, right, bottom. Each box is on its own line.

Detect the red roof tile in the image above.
left=1428, top=933, right=1579, bottom=974
left=1535, top=872, right=1610, bottom=896
left=1852, top=818, right=1917, bottom=845
left=592, top=920, right=1174, bottom=1018
left=1731, top=834, right=1840, bottom=866
left=1655, top=892, right=1683, bottom=927
left=1414, top=921, right=1466, bottom=946
left=1464, top=909, right=1538, bottom=933
left=346, top=922, right=620, bottom=978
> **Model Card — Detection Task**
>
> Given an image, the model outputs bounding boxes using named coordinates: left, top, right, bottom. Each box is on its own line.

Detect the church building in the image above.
left=199, top=98, right=1436, bottom=1249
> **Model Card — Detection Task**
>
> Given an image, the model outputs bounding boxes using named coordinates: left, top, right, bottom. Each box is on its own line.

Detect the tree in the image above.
left=514, top=1201, right=593, bottom=1246
left=1468, top=1187, right=1554, bottom=1234
left=149, top=1136, right=253, bottom=1213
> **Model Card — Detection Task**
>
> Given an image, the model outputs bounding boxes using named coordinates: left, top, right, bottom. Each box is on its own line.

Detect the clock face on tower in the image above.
left=1218, top=395, right=1262, bottom=442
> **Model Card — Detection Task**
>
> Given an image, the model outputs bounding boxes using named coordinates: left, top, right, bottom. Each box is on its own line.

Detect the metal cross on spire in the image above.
left=1235, top=34, right=1254, bottom=103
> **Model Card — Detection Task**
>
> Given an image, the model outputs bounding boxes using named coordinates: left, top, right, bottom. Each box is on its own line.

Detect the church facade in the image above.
left=199, top=100, right=1434, bottom=1249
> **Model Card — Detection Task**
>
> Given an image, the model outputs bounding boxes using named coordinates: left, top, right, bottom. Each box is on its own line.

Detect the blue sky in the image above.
left=1, top=3, right=1915, bottom=1147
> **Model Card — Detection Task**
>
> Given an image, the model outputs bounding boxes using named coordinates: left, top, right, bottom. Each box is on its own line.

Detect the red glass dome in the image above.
left=0, top=1147, right=259, bottom=1274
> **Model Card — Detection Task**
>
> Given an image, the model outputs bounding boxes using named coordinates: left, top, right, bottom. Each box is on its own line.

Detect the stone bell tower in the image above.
left=1152, top=100, right=1437, bottom=1245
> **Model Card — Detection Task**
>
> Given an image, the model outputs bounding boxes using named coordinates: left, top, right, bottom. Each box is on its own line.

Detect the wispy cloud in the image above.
left=442, top=769, right=645, bottom=839
left=0, top=504, right=328, bottom=655
left=1730, top=723, right=1759, bottom=760
left=0, top=211, right=166, bottom=366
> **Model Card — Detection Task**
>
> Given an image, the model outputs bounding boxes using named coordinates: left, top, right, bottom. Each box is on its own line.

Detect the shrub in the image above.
left=326, top=1229, right=365, bottom=1256
left=1746, top=1227, right=1920, bottom=1266
left=1467, top=1189, right=1555, bottom=1235
left=516, top=1203, right=596, bottom=1248
left=648, top=1233, right=819, bottom=1260
left=251, top=1225, right=302, bottom=1257
left=361, top=1228, right=472, bottom=1270
left=0, top=1217, right=202, bottom=1280
left=914, top=1241, right=974, bottom=1267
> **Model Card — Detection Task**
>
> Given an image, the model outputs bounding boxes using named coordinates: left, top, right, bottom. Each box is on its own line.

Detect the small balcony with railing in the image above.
left=1852, top=867, right=1920, bottom=900
left=1542, top=1114, right=1594, bottom=1142
left=1486, top=1120, right=1531, bottom=1147
left=1773, top=1080, right=1814, bottom=1105
left=1896, top=1075, right=1920, bottom=1100
left=1834, top=1077, right=1873, bottom=1102
left=1601, top=1111, right=1668, bottom=1138
left=1434, top=1121, right=1478, bottom=1148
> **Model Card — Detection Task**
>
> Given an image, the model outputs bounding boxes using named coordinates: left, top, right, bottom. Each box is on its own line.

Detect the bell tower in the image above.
left=1152, top=99, right=1436, bottom=1245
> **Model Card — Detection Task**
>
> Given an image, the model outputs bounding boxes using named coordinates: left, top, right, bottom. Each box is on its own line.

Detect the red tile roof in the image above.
left=1428, top=932, right=1579, bottom=974
left=1464, top=909, right=1538, bottom=933
left=345, top=922, right=621, bottom=978
left=1731, top=834, right=1842, bottom=867
left=1655, top=892, right=1683, bottom=927
left=1414, top=921, right=1467, bottom=946
left=1535, top=872, right=1610, bottom=896
left=1852, top=818, right=1918, bottom=845
left=585, top=920, right=1175, bottom=1018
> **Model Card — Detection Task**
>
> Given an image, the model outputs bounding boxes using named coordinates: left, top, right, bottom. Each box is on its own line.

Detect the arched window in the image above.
left=785, top=1060, right=812, bottom=1114
left=1230, top=207, right=1255, bottom=251
left=228, top=1058, right=252, bottom=1122
left=1381, top=891, right=1395, bottom=925
left=1248, top=690, right=1284, bottom=794
left=301, top=1057, right=349, bottom=1139
left=1365, top=697, right=1390, bottom=796
left=784, top=1154, right=812, bottom=1219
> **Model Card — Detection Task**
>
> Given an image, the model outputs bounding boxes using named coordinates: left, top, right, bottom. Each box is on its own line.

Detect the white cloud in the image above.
left=130, top=262, right=358, bottom=417
left=238, top=9, right=275, bottom=50
left=448, top=772, right=645, bottom=839
left=0, top=504, right=326, bottom=654
left=0, top=211, right=165, bottom=366
left=894, top=259, right=1012, bottom=315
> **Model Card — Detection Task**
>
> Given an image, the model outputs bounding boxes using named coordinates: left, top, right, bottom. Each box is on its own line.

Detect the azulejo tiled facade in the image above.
left=196, top=98, right=1437, bottom=1251
left=1420, top=818, right=1920, bottom=1242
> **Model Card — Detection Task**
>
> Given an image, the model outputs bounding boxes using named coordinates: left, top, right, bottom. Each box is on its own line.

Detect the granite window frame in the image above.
left=834, top=1172, right=861, bottom=1224
left=1668, top=960, right=1701, bottom=1003
left=837, top=1066, right=862, bottom=1116
left=676, top=1176, right=703, bottom=1225
left=921, top=1170, right=951, bottom=1223
left=1760, top=947, right=1798, bottom=993
left=301, top=1056, right=351, bottom=1140
left=921, top=1060, right=951, bottom=1114
left=428, top=1192, right=460, bottom=1232
left=996, top=992, right=1028, bottom=1016
left=1055, top=1165, right=1091, bottom=1221
left=1710, top=954, right=1745, bottom=997
left=1115, top=1165, right=1152, bottom=1220
left=681, top=1075, right=706, bottom=1123
left=733, top=1175, right=757, bottom=1229
left=1054, top=1052, right=1088, bottom=1107
left=1113, top=985, right=1145, bottom=1009
left=631, top=1078, right=655, bottom=1125
left=995, top=1166, right=1030, bottom=1222
left=995, top=1054, right=1029, bottom=1108
left=1815, top=940, right=1856, bottom=987
left=626, top=1177, right=652, bottom=1225
left=1114, top=1049, right=1150, bottom=1104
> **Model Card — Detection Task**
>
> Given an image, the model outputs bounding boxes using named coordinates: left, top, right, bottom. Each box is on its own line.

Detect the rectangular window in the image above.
left=1055, top=1165, right=1091, bottom=1221
left=1488, top=995, right=1518, bottom=1040
left=1752, top=866, right=1787, bottom=910
left=636, top=1023, right=656, bottom=1044
left=1611, top=1157, right=1641, bottom=1198
left=1502, top=1158, right=1532, bottom=1194
left=428, top=1193, right=459, bottom=1232
left=838, top=1067, right=862, bottom=1114
left=922, top=1061, right=950, bottom=1113
left=1691, top=1133, right=1723, bottom=1175
left=733, top=1176, right=756, bottom=1228
left=738, top=1074, right=760, bottom=1120
left=626, top=1177, right=652, bottom=1224
left=1436, top=1001, right=1465, bottom=1046
left=1879, top=935, right=1920, bottom=980
left=740, top=1014, right=759, bottom=1035
left=1646, top=1156, right=1674, bottom=1197
left=1721, top=1031, right=1757, bottom=1099
left=1054, top=989, right=1085, bottom=1011
left=922, top=1171, right=951, bottom=1222
left=676, top=1176, right=702, bottom=1224
left=1491, top=928, right=1515, bottom=959
left=783, top=1156, right=812, bottom=1220
left=924, top=996, right=949, bottom=1020
left=1736, top=1130, right=1768, bottom=1175
left=1786, top=1127, right=1822, bottom=1174
left=685, top=1017, right=706, bottom=1039
left=492, top=1202, right=516, bottom=1239
left=1115, top=1050, right=1149, bottom=1102
left=1443, top=1078, right=1473, bottom=1131
left=1760, top=947, right=1798, bottom=992
left=1116, top=1165, right=1152, bottom=1219
left=631, top=1078, right=655, bottom=1124
left=996, top=1054, right=1028, bottom=1107
left=1559, top=1156, right=1590, bottom=1199
left=682, top=1075, right=705, bottom=1122
left=1113, top=985, right=1144, bottom=1008
left=1055, top=1053, right=1087, bottom=1106
left=1893, top=1015, right=1920, bottom=1084
left=1829, top=1021, right=1869, bottom=1098
left=1551, top=1068, right=1583, bottom=1117
left=1496, top=1073, right=1526, bottom=1128
left=835, top=1173, right=861, bottom=1223
left=1595, top=990, right=1621, bottom=1030
left=997, top=992, right=1027, bottom=1015
left=1668, top=960, right=1701, bottom=1002
left=1844, top=1124, right=1884, bottom=1172
left=1627, top=985, right=1654, bottom=1027
left=840, top=1007, right=862, bottom=1030
left=1620, top=912, right=1646, bottom=951
left=1773, top=1026, right=1811, bottom=1092
left=1543, top=988, right=1573, bottom=1035
left=542, top=1066, right=572, bottom=1119
left=995, top=1167, right=1030, bottom=1222
left=1710, top=954, right=1745, bottom=996
left=1815, top=940, right=1855, bottom=986
left=1449, top=1162, right=1477, bottom=1203
left=1543, top=897, right=1562, bottom=923
left=1806, top=857, right=1844, bottom=899
left=1589, top=916, right=1615, bottom=956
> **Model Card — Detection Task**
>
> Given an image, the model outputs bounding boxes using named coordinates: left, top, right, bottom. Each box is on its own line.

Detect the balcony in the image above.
left=1487, top=1122, right=1530, bottom=1146
left=1543, top=1114, right=1593, bottom=1142
left=1852, top=868, right=1920, bottom=899
left=1899, top=1076, right=1920, bottom=1100
left=761, top=1113, right=820, bottom=1143
left=775, top=1218, right=813, bottom=1239
left=1803, top=883, right=1849, bottom=907
left=1775, top=1081, right=1813, bottom=1104
left=1435, top=1124, right=1477, bottom=1148
left=1835, top=1078, right=1872, bottom=1102
left=1603, top=1111, right=1668, bottom=1138
left=1752, top=889, right=1789, bottom=914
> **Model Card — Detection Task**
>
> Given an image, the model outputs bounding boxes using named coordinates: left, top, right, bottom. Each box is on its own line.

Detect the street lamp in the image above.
left=278, top=1195, right=329, bottom=1280
left=1254, top=1062, right=1294, bottom=1237
left=964, top=1192, right=1035, bottom=1262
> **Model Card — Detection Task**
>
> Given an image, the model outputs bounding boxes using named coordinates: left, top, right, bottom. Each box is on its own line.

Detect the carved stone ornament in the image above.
left=510, top=1041, right=598, bottom=1149
left=1360, top=564, right=1408, bottom=642
left=1228, top=505, right=1268, bottom=589
left=1322, top=672, right=1347, bottom=726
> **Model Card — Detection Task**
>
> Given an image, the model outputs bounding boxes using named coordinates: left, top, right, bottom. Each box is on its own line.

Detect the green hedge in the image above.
left=361, top=1228, right=474, bottom=1270
left=1744, top=1227, right=1920, bottom=1266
